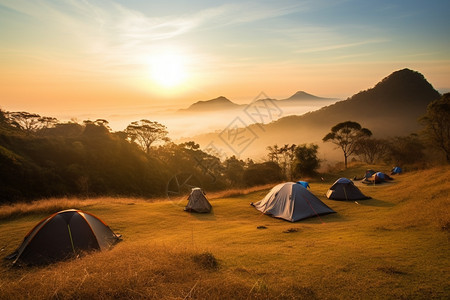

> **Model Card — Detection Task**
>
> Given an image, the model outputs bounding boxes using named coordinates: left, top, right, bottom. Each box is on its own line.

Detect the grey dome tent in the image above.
left=251, top=182, right=336, bottom=222
left=8, top=209, right=121, bottom=265
left=326, top=178, right=371, bottom=200
left=184, top=188, right=212, bottom=213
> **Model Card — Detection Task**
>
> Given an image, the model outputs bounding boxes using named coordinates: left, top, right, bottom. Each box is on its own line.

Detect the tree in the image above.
left=266, top=144, right=280, bottom=163
left=125, top=120, right=169, bottom=154
left=323, top=121, right=372, bottom=168
left=354, top=138, right=389, bottom=164
left=6, top=111, right=58, bottom=135
left=385, top=134, right=425, bottom=166
left=420, top=93, right=450, bottom=162
left=293, top=144, right=320, bottom=177
left=279, top=144, right=296, bottom=180
left=224, top=156, right=245, bottom=186
left=243, top=161, right=283, bottom=186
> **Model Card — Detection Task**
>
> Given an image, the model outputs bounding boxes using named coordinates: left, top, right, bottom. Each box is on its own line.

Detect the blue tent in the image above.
left=296, top=181, right=310, bottom=189
left=391, top=166, right=402, bottom=174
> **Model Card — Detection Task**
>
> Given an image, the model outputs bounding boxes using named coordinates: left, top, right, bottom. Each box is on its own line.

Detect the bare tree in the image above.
left=323, top=121, right=372, bottom=168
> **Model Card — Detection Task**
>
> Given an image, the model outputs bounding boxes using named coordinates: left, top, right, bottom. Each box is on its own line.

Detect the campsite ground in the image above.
left=0, top=165, right=449, bottom=299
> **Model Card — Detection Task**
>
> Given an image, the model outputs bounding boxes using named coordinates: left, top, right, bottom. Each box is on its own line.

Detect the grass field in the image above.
left=0, top=165, right=449, bottom=299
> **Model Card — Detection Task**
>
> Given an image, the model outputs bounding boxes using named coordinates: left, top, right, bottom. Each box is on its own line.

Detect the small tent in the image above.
left=251, top=182, right=336, bottom=222
left=363, top=172, right=393, bottom=184
left=326, top=178, right=371, bottom=200
left=391, top=166, right=402, bottom=175
left=364, top=169, right=377, bottom=179
left=184, top=188, right=212, bottom=213
left=297, top=181, right=310, bottom=189
left=8, top=209, right=121, bottom=265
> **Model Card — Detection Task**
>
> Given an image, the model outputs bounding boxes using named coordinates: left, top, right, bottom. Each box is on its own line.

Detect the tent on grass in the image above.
left=363, top=172, right=393, bottom=184
left=326, top=178, right=371, bottom=200
left=296, top=181, right=310, bottom=189
left=251, top=182, right=336, bottom=222
left=391, top=166, right=402, bottom=175
left=7, top=209, right=121, bottom=265
left=184, top=188, right=212, bottom=213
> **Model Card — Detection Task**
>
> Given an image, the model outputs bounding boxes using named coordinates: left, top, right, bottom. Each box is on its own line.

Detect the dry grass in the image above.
left=0, top=166, right=449, bottom=299
left=206, top=184, right=275, bottom=199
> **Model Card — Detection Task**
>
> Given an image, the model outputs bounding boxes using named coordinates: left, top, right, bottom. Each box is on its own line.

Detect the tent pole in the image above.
left=67, top=224, right=76, bottom=254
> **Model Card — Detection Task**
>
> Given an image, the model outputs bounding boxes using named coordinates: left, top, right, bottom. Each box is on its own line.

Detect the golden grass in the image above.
left=0, top=166, right=449, bottom=299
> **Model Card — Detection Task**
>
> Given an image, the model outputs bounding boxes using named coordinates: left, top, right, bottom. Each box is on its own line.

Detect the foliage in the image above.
left=223, top=156, right=245, bottom=186
left=420, top=93, right=450, bottom=163
left=384, top=134, right=425, bottom=166
left=0, top=120, right=168, bottom=202
left=292, top=143, right=320, bottom=177
left=125, top=119, right=170, bottom=154
left=355, top=138, right=389, bottom=164
left=6, top=111, right=58, bottom=135
left=243, top=161, right=283, bottom=186
left=323, top=121, right=372, bottom=168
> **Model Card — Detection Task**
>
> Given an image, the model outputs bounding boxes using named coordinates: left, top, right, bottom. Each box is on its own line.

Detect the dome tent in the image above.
left=326, top=178, right=371, bottom=200
left=8, top=209, right=121, bottom=265
left=184, top=188, right=212, bottom=213
left=251, top=182, right=336, bottom=222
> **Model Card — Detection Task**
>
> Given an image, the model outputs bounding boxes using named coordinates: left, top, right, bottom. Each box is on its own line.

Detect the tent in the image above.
left=8, top=209, right=121, bottom=265
left=364, top=169, right=377, bottom=179
left=363, top=172, right=393, bottom=184
left=391, top=166, right=402, bottom=175
left=184, top=188, right=212, bottom=213
left=251, top=182, right=336, bottom=222
left=297, top=181, right=310, bottom=189
left=326, top=178, right=371, bottom=200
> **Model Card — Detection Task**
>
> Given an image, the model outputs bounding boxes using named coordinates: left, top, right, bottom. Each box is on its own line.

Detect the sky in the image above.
left=1, top=0, right=449, bottom=127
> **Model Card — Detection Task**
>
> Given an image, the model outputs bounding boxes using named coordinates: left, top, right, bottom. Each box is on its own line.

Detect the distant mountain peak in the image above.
left=182, top=96, right=241, bottom=112
left=285, top=91, right=336, bottom=101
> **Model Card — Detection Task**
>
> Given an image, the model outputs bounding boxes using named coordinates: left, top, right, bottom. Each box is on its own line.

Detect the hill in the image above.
left=182, top=69, right=441, bottom=160
left=179, top=96, right=242, bottom=112
left=281, top=90, right=338, bottom=104
left=179, top=91, right=338, bottom=114
left=1, top=165, right=449, bottom=299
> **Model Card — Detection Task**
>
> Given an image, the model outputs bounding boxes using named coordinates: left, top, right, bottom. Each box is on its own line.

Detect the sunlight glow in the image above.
left=149, top=53, right=188, bottom=88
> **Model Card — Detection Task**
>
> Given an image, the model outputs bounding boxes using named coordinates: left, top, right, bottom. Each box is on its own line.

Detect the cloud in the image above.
left=294, top=39, right=388, bottom=54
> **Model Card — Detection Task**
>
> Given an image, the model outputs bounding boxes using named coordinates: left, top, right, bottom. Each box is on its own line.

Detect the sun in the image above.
left=149, top=53, right=187, bottom=88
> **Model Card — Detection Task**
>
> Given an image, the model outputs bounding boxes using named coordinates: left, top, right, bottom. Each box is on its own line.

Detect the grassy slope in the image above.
left=0, top=166, right=449, bottom=299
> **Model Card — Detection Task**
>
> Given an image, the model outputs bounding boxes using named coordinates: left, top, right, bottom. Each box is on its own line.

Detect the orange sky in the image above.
left=1, top=1, right=449, bottom=128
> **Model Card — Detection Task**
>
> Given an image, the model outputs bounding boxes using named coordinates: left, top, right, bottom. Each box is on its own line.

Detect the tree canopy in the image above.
left=125, top=120, right=169, bottom=154
left=323, top=121, right=372, bottom=168
left=420, top=93, right=450, bottom=163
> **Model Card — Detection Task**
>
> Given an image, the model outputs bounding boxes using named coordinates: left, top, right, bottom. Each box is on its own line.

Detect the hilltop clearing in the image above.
left=0, top=166, right=449, bottom=299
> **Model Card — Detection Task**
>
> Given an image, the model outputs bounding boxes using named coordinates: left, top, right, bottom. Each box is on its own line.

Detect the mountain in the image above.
left=180, top=92, right=338, bottom=113
left=283, top=91, right=337, bottom=101
left=180, top=69, right=441, bottom=161
left=180, top=96, right=242, bottom=112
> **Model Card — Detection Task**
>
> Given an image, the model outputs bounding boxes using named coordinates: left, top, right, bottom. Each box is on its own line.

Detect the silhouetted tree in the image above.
left=279, top=144, right=296, bottom=180
left=293, top=144, right=320, bottom=177
left=385, top=134, right=425, bottom=166
left=266, top=144, right=280, bottom=163
left=420, top=93, right=450, bottom=163
left=355, top=138, right=389, bottom=164
left=125, top=120, right=169, bottom=154
left=6, top=111, right=57, bottom=135
left=323, top=121, right=372, bottom=168
left=243, top=161, right=283, bottom=186
left=224, top=156, right=245, bottom=186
